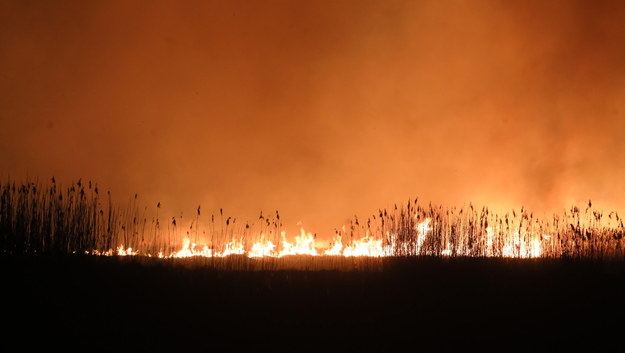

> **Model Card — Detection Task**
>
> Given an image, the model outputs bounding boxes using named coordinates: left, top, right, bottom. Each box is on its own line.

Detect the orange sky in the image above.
left=1, top=0, right=625, bottom=236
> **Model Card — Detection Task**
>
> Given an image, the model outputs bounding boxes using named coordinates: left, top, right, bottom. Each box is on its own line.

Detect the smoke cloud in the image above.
left=1, top=0, right=624, bottom=236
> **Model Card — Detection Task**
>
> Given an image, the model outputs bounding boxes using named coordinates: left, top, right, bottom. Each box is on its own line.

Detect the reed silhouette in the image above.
left=2, top=178, right=624, bottom=264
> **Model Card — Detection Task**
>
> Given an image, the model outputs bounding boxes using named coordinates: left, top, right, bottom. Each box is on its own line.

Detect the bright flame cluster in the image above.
left=89, top=218, right=546, bottom=259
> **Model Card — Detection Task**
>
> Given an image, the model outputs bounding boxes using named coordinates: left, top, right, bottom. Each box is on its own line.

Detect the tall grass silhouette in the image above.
left=2, top=178, right=624, bottom=265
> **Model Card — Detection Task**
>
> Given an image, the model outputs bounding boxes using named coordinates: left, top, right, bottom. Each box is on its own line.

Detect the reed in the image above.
left=1, top=178, right=624, bottom=265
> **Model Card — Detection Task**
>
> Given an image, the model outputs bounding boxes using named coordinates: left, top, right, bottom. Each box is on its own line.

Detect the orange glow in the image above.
left=90, top=217, right=552, bottom=259
left=248, top=236, right=277, bottom=258
left=279, top=229, right=318, bottom=256
left=3, top=1, right=625, bottom=238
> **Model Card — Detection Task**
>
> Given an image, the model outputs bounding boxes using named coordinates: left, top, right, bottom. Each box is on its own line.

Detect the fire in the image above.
left=220, top=238, right=245, bottom=257
left=279, top=229, right=318, bottom=256
left=87, top=246, right=136, bottom=257
left=342, top=234, right=386, bottom=257
left=501, top=231, right=542, bottom=258
left=248, top=236, right=277, bottom=258
left=91, top=217, right=547, bottom=259
left=441, top=243, right=453, bottom=256
left=324, top=235, right=343, bottom=256
left=415, top=217, right=432, bottom=253
left=173, top=238, right=213, bottom=258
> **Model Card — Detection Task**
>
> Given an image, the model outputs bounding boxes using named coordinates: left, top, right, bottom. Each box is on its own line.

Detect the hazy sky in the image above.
left=2, top=0, right=625, bottom=235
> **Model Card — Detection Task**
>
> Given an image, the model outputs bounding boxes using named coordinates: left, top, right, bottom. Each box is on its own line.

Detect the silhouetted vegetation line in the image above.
left=0, top=178, right=114, bottom=254
left=1, top=178, right=625, bottom=261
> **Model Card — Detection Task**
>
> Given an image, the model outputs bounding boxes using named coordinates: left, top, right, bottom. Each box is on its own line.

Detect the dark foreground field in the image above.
left=2, top=256, right=625, bottom=351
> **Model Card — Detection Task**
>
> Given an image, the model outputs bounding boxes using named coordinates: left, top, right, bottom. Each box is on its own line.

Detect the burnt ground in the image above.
left=2, top=255, right=625, bottom=352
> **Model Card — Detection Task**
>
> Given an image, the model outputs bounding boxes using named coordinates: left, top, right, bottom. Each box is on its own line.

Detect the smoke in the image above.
left=1, top=0, right=624, bottom=236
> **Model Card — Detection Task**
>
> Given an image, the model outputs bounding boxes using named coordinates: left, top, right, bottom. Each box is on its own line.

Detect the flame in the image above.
left=415, top=217, right=432, bottom=253
left=343, top=234, right=385, bottom=257
left=485, top=226, right=495, bottom=257
left=116, top=246, right=137, bottom=256
left=324, top=235, right=343, bottom=256
left=220, top=238, right=245, bottom=257
left=174, top=238, right=213, bottom=258
left=89, top=217, right=548, bottom=259
left=501, top=231, right=542, bottom=258
left=248, top=236, right=277, bottom=258
left=279, top=229, right=318, bottom=256
left=441, top=243, right=453, bottom=256
left=87, top=246, right=137, bottom=257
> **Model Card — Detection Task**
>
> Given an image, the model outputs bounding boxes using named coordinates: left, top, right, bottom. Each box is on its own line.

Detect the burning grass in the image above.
left=1, top=178, right=624, bottom=266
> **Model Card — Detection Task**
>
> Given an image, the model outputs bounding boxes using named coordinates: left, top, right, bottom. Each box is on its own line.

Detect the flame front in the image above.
left=279, top=229, right=318, bottom=256
left=248, top=236, right=276, bottom=258
left=97, top=217, right=546, bottom=259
